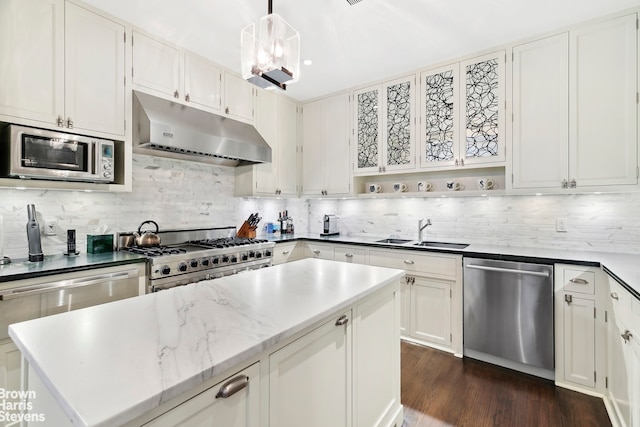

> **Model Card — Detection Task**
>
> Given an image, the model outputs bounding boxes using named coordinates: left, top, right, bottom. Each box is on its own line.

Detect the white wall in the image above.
left=2, top=154, right=639, bottom=260
left=307, top=193, right=640, bottom=254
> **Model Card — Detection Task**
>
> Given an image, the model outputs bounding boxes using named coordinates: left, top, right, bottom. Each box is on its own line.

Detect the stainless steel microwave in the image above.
left=0, top=124, right=115, bottom=183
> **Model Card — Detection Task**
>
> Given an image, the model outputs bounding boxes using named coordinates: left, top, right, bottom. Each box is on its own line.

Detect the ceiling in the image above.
left=83, top=0, right=638, bottom=102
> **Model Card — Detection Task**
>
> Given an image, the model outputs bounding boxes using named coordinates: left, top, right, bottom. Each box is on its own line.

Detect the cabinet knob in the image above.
left=621, top=330, right=633, bottom=343
left=561, top=179, right=568, bottom=189
left=403, top=259, right=415, bottom=265
left=66, top=117, right=73, bottom=129
left=313, top=249, right=320, bottom=255
left=335, top=314, right=349, bottom=326
left=569, top=179, right=577, bottom=188
left=215, top=375, right=249, bottom=399
left=185, top=93, right=190, bottom=102
left=611, top=292, right=619, bottom=300
left=225, top=107, right=230, bottom=114
left=455, top=159, right=459, bottom=167
left=174, top=90, right=179, bottom=99
left=569, top=278, right=589, bottom=285
left=460, top=158, right=465, bottom=166
left=57, top=116, right=64, bottom=127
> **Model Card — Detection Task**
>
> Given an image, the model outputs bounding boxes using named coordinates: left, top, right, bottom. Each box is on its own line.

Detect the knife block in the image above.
left=237, top=221, right=256, bottom=238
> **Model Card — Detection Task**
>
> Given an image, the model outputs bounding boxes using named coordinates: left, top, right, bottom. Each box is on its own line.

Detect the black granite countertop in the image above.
left=264, top=232, right=640, bottom=300
left=0, top=252, right=147, bottom=283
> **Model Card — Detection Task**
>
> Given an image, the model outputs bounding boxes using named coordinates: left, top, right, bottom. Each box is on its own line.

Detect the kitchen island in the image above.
left=8, top=258, right=405, bottom=427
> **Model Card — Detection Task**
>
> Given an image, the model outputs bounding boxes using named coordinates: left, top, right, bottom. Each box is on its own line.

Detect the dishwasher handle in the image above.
left=0, top=269, right=139, bottom=300
left=465, top=264, right=550, bottom=278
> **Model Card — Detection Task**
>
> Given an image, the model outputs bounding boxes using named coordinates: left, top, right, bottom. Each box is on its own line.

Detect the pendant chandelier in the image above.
left=241, top=0, right=300, bottom=91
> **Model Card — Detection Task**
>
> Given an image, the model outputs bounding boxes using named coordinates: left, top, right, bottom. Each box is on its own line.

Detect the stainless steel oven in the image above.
left=0, top=124, right=115, bottom=183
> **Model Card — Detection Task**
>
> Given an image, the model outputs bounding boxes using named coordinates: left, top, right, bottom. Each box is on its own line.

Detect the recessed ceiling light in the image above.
left=303, top=59, right=313, bottom=66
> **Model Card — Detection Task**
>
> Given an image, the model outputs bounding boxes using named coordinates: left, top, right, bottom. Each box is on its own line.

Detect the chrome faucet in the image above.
left=418, top=218, right=432, bottom=243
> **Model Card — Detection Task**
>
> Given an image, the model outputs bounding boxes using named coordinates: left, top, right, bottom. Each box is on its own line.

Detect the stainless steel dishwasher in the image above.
left=463, top=257, right=554, bottom=380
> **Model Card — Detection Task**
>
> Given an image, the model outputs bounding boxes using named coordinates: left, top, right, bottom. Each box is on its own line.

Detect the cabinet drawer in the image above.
left=369, top=249, right=459, bottom=280
left=305, top=243, right=335, bottom=260
left=334, top=245, right=367, bottom=264
left=273, top=242, right=302, bottom=265
left=562, top=268, right=595, bottom=295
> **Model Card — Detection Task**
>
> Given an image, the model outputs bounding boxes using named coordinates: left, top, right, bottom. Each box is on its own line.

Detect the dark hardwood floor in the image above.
left=401, top=341, right=611, bottom=427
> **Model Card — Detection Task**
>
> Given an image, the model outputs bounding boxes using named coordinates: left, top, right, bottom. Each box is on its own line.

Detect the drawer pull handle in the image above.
left=611, top=292, right=619, bottom=300
left=621, top=330, right=633, bottom=344
left=216, top=375, right=249, bottom=399
left=403, top=260, right=415, bottom=265
left=345, top=253, right=354, bottom=258
left=569, top=278, right=589, bottom=285
left=313, top=249, right=320, bottom=255
left=335, top=315, right=349, bottom=326
left=282, top=250, right=290, bottom=255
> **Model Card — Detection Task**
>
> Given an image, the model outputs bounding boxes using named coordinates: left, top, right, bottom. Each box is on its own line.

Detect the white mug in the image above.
left=368, top=183, right=381, bottom=193
left=446, top=181, right=462, bottom=191
left=393, top=182, right=408, bottom=192
left=417, top=181, right=432, bottom=192
left=477, top=178, right=495, bottom=190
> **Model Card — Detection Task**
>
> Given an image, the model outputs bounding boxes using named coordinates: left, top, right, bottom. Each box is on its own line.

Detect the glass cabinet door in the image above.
left=354, top=85, right=381, bottom=174
left=383, top=75, right=416, bottom=171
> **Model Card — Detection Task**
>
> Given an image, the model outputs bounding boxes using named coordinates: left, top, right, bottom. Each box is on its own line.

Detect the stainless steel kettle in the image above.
left=134, top=220, right=161, bottom=247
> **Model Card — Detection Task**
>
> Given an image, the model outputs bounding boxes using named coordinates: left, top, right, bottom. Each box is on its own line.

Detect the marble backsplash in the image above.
left=0, top=155, right=301, bottom=260
left=1, top=153, right=640, bottom=259
left=307, top=193, right=640, bottom=254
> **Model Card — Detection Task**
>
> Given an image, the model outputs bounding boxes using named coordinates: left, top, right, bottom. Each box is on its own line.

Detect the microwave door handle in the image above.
left=0, top=269, right=138, bottom=300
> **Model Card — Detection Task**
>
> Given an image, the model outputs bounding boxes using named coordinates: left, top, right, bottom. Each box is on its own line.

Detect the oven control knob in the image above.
left=249, top=251, right=255, bottom=258
left=264, top=249, right=272, bottom=257
left=212, top=257, right=220, bottom=264
left=255, top=252, right=263, bottom=259
left=230, top=255, right=238, bottom=263
left=190, top=259, right=199, bottom=268
left=241, top=254, right=249, bottom=261
left=201, top=258, right=210, bottom=266
left=222, top=255, right=229, bottom=263
left=178, top=262, right=188, bottom=272
left=160, top=265, right=171, bottom=275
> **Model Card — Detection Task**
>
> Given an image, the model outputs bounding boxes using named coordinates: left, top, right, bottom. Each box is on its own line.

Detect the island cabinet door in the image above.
left=144, top=363, right=260, bottom=427
left=269, top=310, right=352, bottom=427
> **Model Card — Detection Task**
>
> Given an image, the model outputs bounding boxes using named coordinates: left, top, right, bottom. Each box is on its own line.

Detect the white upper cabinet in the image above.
left=131, top=31, right=180, bottom=99
left=353, top=75, right=416, bottom=175
left=65, top=2, right=125, bottom=136
left=0, top=0, right=125, bottom=137
left=512, top=33, right=570, bottom=189
left=0, top=0, right=64, bottom=127
left=235, top=90, right=297, bottom=197
left=302, top=92, right=351, bottom=196
left=183, top=53, right=223, bottom=112
left=512, top=13, right=638, bottom=190
left=419, top=51, right=506, bottom=170
left=569, top=13, right=638, bottom=188
left=132, top=31, right=252, bottom=123
left=224, top=72, right=256, bottom=124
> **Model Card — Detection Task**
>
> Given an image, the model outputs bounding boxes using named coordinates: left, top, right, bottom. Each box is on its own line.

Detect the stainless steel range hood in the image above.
left=133, top=91, right=271, bottom=166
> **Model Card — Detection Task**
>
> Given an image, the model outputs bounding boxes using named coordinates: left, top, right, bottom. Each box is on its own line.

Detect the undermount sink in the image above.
left=414, top=241, right=469, bottom=249
left=375, top=238, right=413, bottom=244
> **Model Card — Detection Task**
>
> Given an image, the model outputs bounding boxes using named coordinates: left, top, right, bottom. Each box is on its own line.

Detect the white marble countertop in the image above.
left=266, top=233, right=640, bottom=298
left=8, top=258, right=405, bottom=427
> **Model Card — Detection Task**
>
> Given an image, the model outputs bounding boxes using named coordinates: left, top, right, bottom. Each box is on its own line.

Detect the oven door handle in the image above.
left=0, top=269, right=139, bottom=300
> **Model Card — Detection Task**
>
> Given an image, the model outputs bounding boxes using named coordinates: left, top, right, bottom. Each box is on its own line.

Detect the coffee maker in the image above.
left=321, top=214, right=339, bottom=236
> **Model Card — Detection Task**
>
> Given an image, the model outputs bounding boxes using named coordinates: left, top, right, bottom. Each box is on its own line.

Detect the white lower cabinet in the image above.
left=369, top=249, right=462, bottom=355
left=0, top=341, right=22, bottom=427
left=334, top=245, right=367, bottom=264
left=408, top=275, right=452, bottom=348
left=606, top=275, right=640, bottom=427
left=272, top=241, right=304, bottom=265
left=269, top=311, right=351, bottom=427
left=305, top=242, right=335, bottom=260
left=144, top=363, right=260, bottom=427
left=554, top=264, right=605, bottom=392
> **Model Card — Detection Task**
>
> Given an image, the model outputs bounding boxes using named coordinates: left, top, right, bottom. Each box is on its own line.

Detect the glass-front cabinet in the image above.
left=353, top=75, right=416, bottom=175
left=419, top=51, right=506, bottom=170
